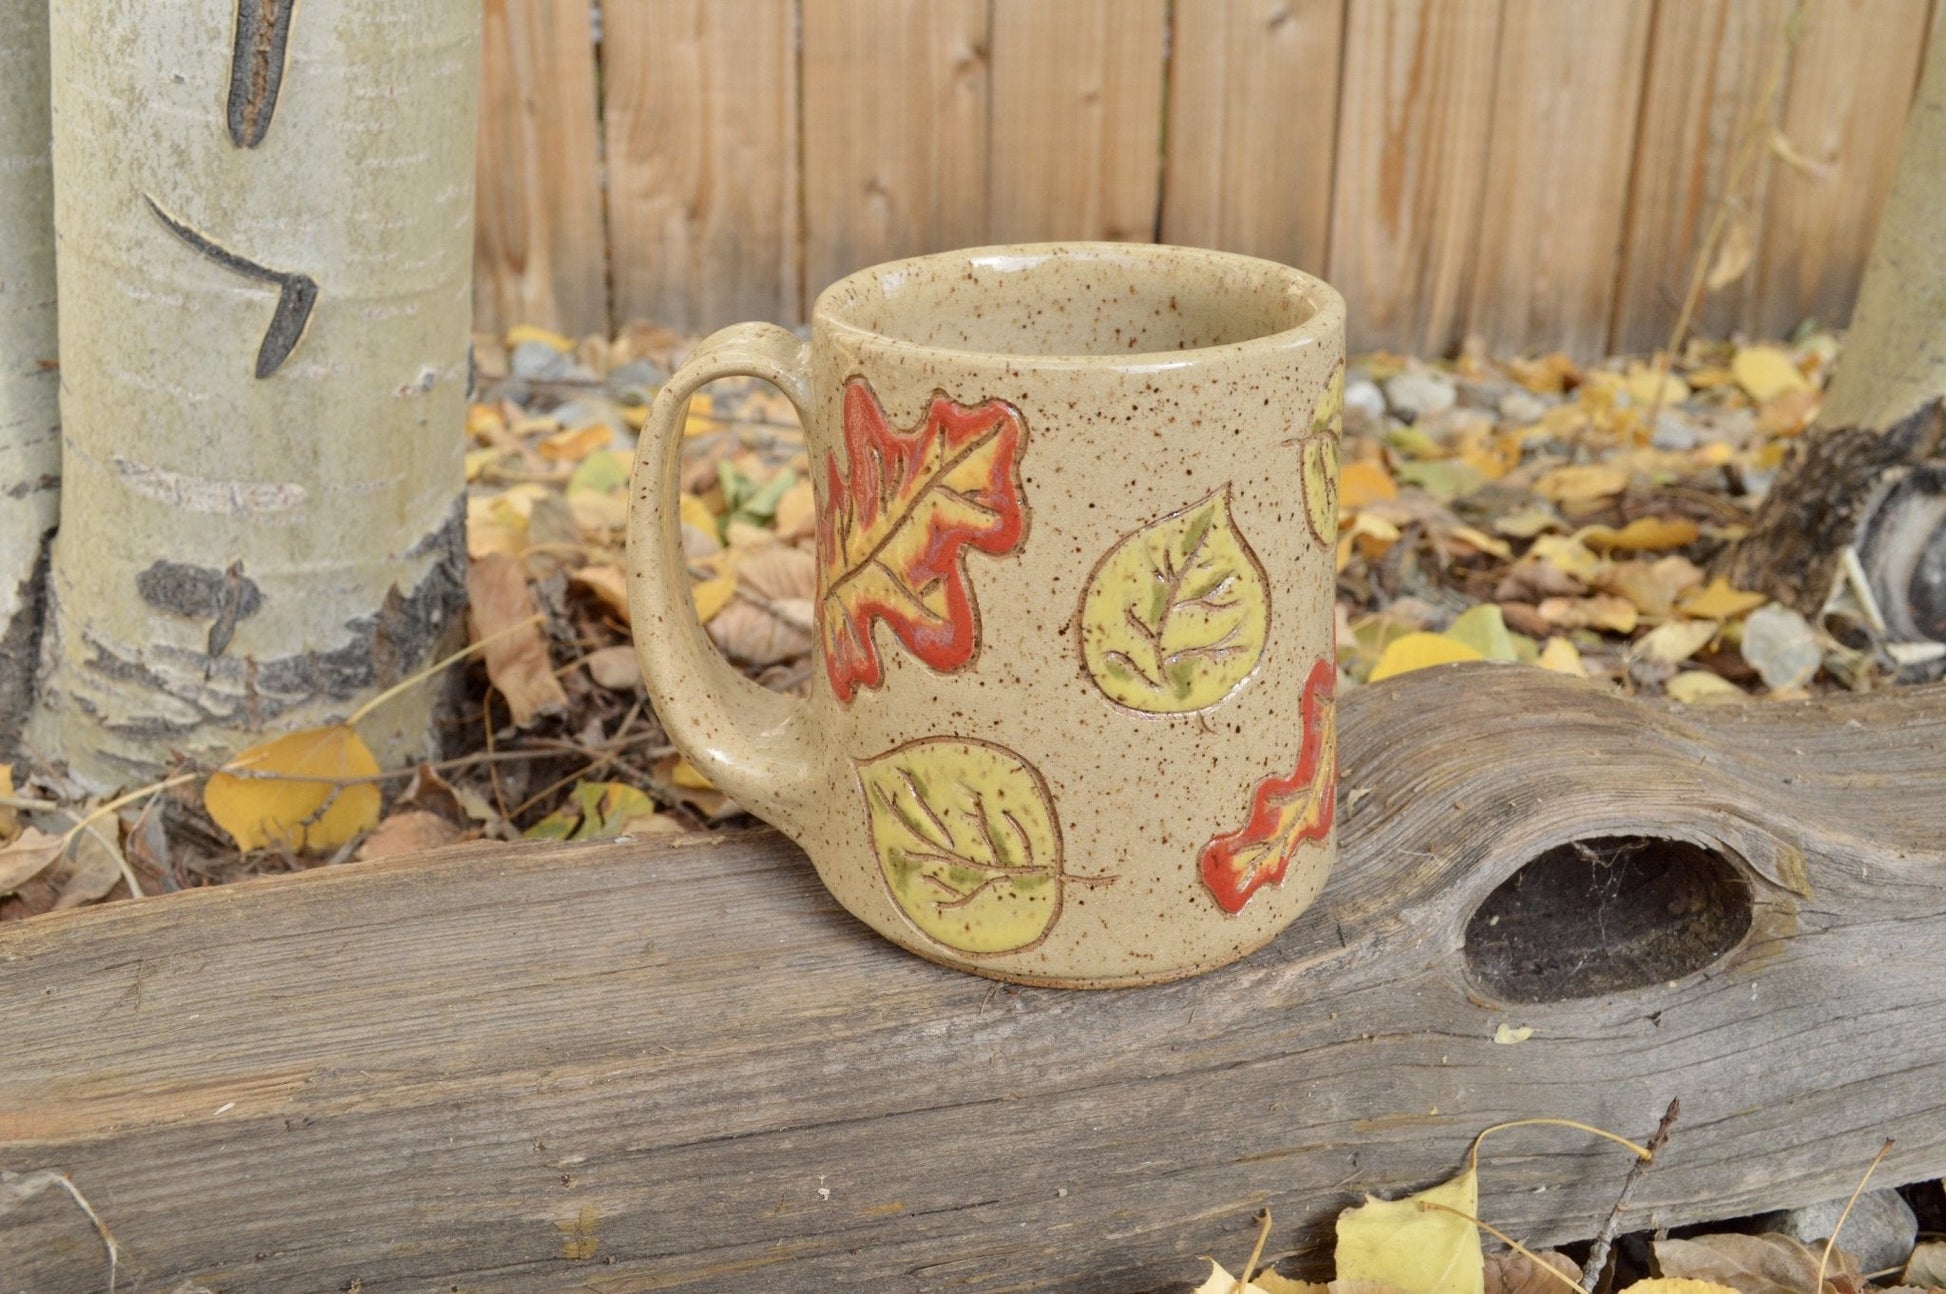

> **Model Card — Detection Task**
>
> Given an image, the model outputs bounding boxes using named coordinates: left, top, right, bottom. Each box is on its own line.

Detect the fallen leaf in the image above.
left=51, top=820, right=125, bottom=909
left=652, top=754, right=737, bottom=820
left=1707, top=214, right=1755, bottom=290
left=571, top=563, right=631, bottom=624
left=1497, top=557, right=1587, bottom=603
left=1904, top=1241, right=1946, bottom=1288
left=1537, top=595, right=1639, bottom=634
left=1654, top=1233, right=1852, bottom=1294
left=0, top=765, right=16, bottom=840
left=0, top=827, right=66, bottom=896
left=678, top=491, right=719, bottom=536
left=1733, top=346, right=1811, bottom=402
left=666, top=756, right=716, bottom=792
left=1601, top=558, right=1705, bottom=618
left=1492, top=1023, right=1532, bottom=1044
left=1577, top=517, right=1700, bottom=552
left=1395, top=459, right=1488, bottom=500
left=1340, top=460, right=1399, bottom=510
left=1484, top=1251, right=1579, bottom=1294
left=1445, top=605, right=1519, bottom=662
left=505, top=323, right=574, bottom=352
left=584, top=644, right=644, bottom=692
left=1680, top=578, right=1768, bottom=621
left=525, top=781, right=661, bottom=842
left=206, top=726, right=383, bottom=852
left=1625, top=365, right=1690, bottom=407
left=1257, top=1275, right=1326, bottom=1294
left=1537, top=637, right=1588, bottom=677
left=1491, top=505, right=1563, bottom=540
left=1633, top=619, right=1719, bottom=666
left=355, top=810, right=463, bottom=860
left=1369, top=632, right=1486, bottom=682
left=538, top=422, right=612, bottom=462
left=567, top=448, right=630, bottom=495
left=1528, top=535, right=1604, bottom=581
left=1757, top=389, right=1820, bottom=438
left=691, top=553, right=739, bottom=624
left=1336, top=1161, right=1482, bottom=1294
left=1192, top=1261, right=1280, bottom=1294
left=710, top=545, right=816, bottom=666
left=1621, top=1282, right=1743, bottom=1294
left=1535, top=464, right=1630, bottom=505
left=468, top=554, right=569, bottom=726
left=774, top=478, right=817, bottom=541
left=1740, top=604, right=1822, bottom=691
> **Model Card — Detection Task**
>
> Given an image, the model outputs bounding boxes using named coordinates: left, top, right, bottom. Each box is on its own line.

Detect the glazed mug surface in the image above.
left=627, top=243, right=1345, bottom=987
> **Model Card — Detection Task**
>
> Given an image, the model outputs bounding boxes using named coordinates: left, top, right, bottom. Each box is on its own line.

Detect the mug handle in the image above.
left=625, top=322, right=820, bottom=835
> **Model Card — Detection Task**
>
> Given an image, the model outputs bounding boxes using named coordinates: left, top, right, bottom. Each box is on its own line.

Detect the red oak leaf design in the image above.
left=1199, top=657, right=1338, bottom=913
left=816, top=377, right=1029, bottom=703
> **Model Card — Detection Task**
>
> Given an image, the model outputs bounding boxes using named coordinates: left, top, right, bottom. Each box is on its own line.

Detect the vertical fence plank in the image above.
left=988, top=0, right=1169, bottom=244
left=1751, top=0, right=1930, bottom=338
left=603, top=0, right=799, bottom=331
left=472, top=0, right=609, bottom=338
left=1161, top=0, right=1346, bottom=274
left=1463, top=0, right=1652, bottom=357
left=1326, top=0, right=1504, bottom=355
left=1609, top=1, right=1795, bottom=355
left=801, top=0, right=990, bottom=299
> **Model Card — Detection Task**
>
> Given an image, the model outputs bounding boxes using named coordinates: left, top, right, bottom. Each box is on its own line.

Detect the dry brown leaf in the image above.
left=396, top=763, right=493, bottom=825
left=1484, top=1250, right=1579, bottom=1294
left=1654, top=1233, right=1856, bottom=1294
left=585, top=644, right=645, bottom=692
left=1535, top=463, right=1630, bottom=504
left=1598, top=557, right=1705, bottom=618
left=1538, top=594, right=1639, bottom=634
left=773, top=478, right=817, bottom=542
left=708, top=545, right=816, bottom=666
left=570, top=563, right=631, bottom=624
left=53, top=821, right=126, bottom=909
left=1497, top=557, right=1587, bottom=603
left=1905, top=1241, right=1946, bottom=1288
left=355, top=810, right=464, bottom=861
left=468, top=554, right=568, bottom=726
left=0, top=827, right=66, bottom=896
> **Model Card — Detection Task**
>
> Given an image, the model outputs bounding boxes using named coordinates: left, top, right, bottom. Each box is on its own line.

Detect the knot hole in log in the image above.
left=1462, top=836, right=1754, bottom=1003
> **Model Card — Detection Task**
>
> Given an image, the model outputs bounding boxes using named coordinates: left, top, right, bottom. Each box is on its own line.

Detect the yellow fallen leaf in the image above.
left=1732, top=345, right=1809, bottom=401
left=1336, top=1162, right=1482, bottom=1294
left=1535, top=464, right=1630, bottom=504
left=1492, top=1023, right=1533, bottom=1045
left=1445, top=526, right=1512, bottom=561
left=466, top=494, right=528, bottom=560
left=691, top=555, right=738, bottom=624
left=206, top=726, right=383, bottom=852
left=505, top=323, right=574, bottom=352
left=1369, top=633, right=1486, bottom=683
left=467, top=402, right=506, bottom=440
left=1666, top=671, right=1746, bottom=704
left=1633, top=619, right=1718, bottom=666
left=0, top=763, right=16, bottom=840
left=1678, top=577, right=1767, bottom=621
left=668, top=757, right=717, bottom=792
left=1491, top=506, right=1562, bottom=540
left=1599, top=556, right=1705, bottom=618
left=1620, top=1282, right=1742, bottom=1294
left=537, top=422, right=612, bottom=462
left=774, top=478, right=818, bottom=541
left=678, top=491, right=721, bottom=539
left=1341, top=513, right=1402, bottom=566
left=571, top=564, right=631, bottom=624
left=1339, top=460, right=1398, bottom=511
left=1624, top=364, right=1689, bottom=407
left=1537, top=595, right=1639, bottom=634
left=683, top=402, right=721, bottom=438
left=568, top=490, right=628, bottom=535
left=1191, top=1262, right=1294, bottom=1294
left=1537, top=637, right=1588, bottom=677
left=1693, top=442, right=1735, bottom=467
left=1445, top=605, right=1518, bottom=662
left=1528, top=535, right=1603, bottom=581
left=1576, top=517, right=1700, bottom=552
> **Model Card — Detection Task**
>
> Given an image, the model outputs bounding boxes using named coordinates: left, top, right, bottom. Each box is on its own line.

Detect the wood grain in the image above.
left=1463, top=0, right=1653, bottom=357
left=472, top=0, right=609, bottom=338
left=800, top=0, right=991, bottom=300
left=1751, top=0, right=1930, bottom=338
left=602, top=0, right=799, bottom=332
left=5, top=667, right=1945, bottom=1291
left=987, top=0, right=1169, bottom=244
left=1160, top=0, right=1347, bottom=274
left=1608, top=0, right=1797, bottom=355
left=1326, top=0, right=1504, bottom=354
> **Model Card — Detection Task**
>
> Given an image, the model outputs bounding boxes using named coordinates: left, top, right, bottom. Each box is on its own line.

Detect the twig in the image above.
left=0, top=793, right=60, bottom=811
left=0, top=1171, right=118, bottom=1293
left=1818, top=1139, right=1894, bottom=1294
left=1581, top=1097, right=1680, bottom=1292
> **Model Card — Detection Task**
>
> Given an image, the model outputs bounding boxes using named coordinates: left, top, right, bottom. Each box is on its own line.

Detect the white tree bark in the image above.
left=0, top=0, right=60, bottom=756
left=31, top=1, right=481, bottom=787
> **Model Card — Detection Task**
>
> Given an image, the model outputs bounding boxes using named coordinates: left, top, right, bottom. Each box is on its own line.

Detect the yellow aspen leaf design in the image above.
left=859, top=738, right=1107, bottom=955
left=1296, top=360, right=1344, bottom=548
left=1077, top=485, right=1271, bottom=714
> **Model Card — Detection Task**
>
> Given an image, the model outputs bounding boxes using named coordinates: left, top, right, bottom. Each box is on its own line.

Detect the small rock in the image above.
left=1761, top=1189, right=1917, bottom=1277
left=552, top=397, right=627, bottom=439
left=1740, top=603, right=1823, bottom=690
left=1497, top=389, right=1549, bottom=424
left=1455, top=376, right=1516, bottom=411
left=610, top=357, right=670, bottom=390
left=1343, top=377, right=1387, bottom=437
left=1384, top=367, right=1457, bottom=421
left=510, top=339, right=573, bottom=382
left=1416, top=406, right=1496, bottom=444
left=1651, top=412, right=1700, bottom=452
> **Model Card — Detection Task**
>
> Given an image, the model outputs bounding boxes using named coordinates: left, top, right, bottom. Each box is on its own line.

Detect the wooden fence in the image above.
left=473, top=0, right=1937, bottom=358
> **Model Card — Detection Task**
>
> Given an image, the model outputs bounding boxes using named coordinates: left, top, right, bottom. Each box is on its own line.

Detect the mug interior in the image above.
left=817, top=243, right=1332, bottom=359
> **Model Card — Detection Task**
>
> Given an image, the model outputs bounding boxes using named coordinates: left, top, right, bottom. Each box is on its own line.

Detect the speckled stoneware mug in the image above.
left=627, top=243, right=1345, bottom=987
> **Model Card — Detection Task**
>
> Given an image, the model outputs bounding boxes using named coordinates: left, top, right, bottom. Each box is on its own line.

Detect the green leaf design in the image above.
left=1077, top=486, right=1271, bottom=713
left=859, top=738, right=1068, bottom=955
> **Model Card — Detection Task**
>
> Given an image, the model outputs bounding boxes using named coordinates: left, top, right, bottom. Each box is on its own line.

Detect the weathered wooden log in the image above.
left=3, top=664, right=1944, bottom=1292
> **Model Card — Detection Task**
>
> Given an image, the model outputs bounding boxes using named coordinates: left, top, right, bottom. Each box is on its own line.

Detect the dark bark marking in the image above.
left=227, top=0, right=299, bottom=148
left=146, top=196, right=317, bottom=378
left=0, top=534, right=54, bottom=760
left=136, top=560, right=265, bottom=665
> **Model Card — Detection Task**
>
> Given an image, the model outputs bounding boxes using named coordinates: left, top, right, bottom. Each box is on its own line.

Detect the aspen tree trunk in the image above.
left=1729, top=19, right=1946, bottom=647
left=30, top=1, right=481, bottom=788
left=0, top=0, right=60, bottom=757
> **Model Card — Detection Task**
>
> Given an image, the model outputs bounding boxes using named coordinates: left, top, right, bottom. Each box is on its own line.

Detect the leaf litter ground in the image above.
left=4, top=321, right=1943, bottom=1290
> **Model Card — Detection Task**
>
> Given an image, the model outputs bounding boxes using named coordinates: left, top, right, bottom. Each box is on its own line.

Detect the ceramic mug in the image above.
left=627, top=243, right=1345, bottom=987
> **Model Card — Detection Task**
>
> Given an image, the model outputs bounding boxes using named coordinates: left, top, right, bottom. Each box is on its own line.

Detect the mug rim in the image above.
left=811, top=241, right=1345, bottom=370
